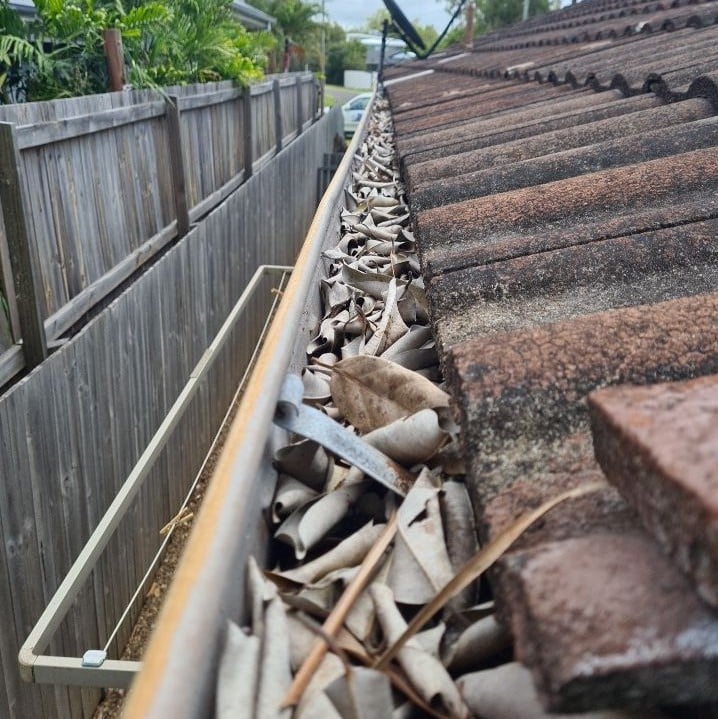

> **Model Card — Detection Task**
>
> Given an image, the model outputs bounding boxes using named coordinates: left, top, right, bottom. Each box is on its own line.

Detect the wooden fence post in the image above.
left=296, top=76, right=304, bottom=136
left=102, top=29, right=126, bottom=92
left=0, top=123, right=48, bottom=367
left=0, top=210, right=22, bottom=343
left=272, top=79, right=283, bottom=154
left=166, top=96, right=191, bottom=238
left=313, top=79, right=320, bottom=123
left=243, top=89, right=254, bottom=180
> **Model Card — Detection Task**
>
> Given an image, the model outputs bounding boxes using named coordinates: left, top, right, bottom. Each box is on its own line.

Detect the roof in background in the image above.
left=384, top=0, right=718, bottom=713
left=230, top=0, right=275, bottom=30
left=7, top=0, right=276, bottom=30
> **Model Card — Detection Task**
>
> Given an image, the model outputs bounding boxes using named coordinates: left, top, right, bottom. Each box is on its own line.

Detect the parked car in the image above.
left=341, top=93, right=372, bottom=136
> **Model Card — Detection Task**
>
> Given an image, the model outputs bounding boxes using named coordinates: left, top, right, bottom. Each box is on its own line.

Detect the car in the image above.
left=341, top=93, right=372, bottom=136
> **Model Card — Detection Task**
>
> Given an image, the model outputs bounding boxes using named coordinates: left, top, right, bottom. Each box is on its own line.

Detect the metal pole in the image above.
left=320, top=0, right=326, bottom=79
left=378, top=20, right=388, bottom=83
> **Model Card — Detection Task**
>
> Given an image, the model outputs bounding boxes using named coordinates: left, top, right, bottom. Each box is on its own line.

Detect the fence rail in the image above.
left=0, top=73, right=320, bottom=388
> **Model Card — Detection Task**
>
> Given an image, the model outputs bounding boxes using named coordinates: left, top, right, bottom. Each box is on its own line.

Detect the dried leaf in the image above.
left=281, top=517, right=398, bottom=708
left=325, top=667, right=394, bottom=719
left=302, top=368, right=332, bottom=405
left=443, top=615, right=511, bottom=674
left=269, top=522, right=385, bottom=588
left=341, top=335, right=367, bottom=360
left=364, top=280, right=408, bottom=356
left=322, top=278, right=352, bottom=310
left=388, top=473, right=454, bottom=605
left=272, top=476, right=320, bottom=524
left=439, top=481, right=479, bottom=612
left=341, top=264, right=426, bottom=318
left=343, top=555, right=392, bottom=643
left=275, top=481, right=367, bottom=560
left=374, top=482, right=605, bottom=670
left=331, top=355, right=450, bottom=434
left=256, top=596, right=292, bottom=719
left=371, top=584, right=468, bottom=718
left=363, top=409, right=448, bottom=466
left=414, top=622, right=446, bottom=659
left=274, top=440, right=333, bottom=491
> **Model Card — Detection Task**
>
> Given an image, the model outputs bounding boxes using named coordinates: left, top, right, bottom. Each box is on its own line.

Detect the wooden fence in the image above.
left=0, top=105, right=343, bottom=719
left=0, top=73, right=319, bottom=388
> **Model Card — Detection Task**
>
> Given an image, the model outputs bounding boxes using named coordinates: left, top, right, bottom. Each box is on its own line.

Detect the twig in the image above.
left=281, top=514, right=398, bottom=708
left=374, top=482, right=605, bottom=670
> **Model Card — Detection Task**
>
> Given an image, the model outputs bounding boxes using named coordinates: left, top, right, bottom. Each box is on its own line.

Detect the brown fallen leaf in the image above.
left=274, top=481, right=368, bottom=560
left=363, top=409, right=448, bottom=466
left=274, top=440, right=333, bottom=491
left=281, top=515, right=399, bottom=708
left=371, top=584, right=468, bottom=719
left=324, top=667, right=394, bottom=719
left=443, top=615, right=511, bottom=674
left=364, top=280, right=408, bottom=357
left=216, top=622, right=260, bottom=719
left=268, top=522, right=386, bottom=588
left=374, top=482, right=605, bottom=670
left=330, top=355, right=450, bottom=433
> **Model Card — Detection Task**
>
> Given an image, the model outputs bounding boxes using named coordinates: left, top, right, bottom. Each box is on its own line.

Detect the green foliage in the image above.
left=0, top=0, right=270, bottom=102
left=325, top=37, right=365, bottom=85
left=251, top=0, right=320, bottom=71
left=443, top=0, right=550, bottom=40
left=362, top=8, right=438, bottom=51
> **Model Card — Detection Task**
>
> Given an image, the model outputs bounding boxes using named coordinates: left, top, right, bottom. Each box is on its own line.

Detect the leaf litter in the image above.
left=216, top=96, right=606, bottom=718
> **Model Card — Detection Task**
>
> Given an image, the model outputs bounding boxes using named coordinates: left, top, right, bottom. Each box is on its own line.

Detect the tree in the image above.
left=251, top=0, right=320, bottom=71
left=442, top=0, right=549, bottom=39
left=325, top=35, right=365, bottom=85
left=0, top=0, right=270, bottom=103
left=362, top=9, right=438, bottom=52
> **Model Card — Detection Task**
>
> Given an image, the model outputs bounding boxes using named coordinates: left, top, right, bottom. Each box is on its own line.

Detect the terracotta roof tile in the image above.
left=397, top=93, right=659, bottom=166
left=409, top=101, right=716, bottom=207
left=589, top=376, right=718, bottom=606
left=386, top=8, right=718, bottom=711
left=416, top=145, right=718, bottom=276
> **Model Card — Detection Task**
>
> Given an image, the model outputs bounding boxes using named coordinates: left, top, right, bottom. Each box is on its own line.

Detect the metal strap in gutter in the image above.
left=122, top=92, right=376, bottom=719
left=18, top=264, right=293, bottom=688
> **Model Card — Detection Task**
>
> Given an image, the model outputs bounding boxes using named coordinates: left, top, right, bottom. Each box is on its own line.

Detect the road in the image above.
left=325, top=85, right=364, bottom=108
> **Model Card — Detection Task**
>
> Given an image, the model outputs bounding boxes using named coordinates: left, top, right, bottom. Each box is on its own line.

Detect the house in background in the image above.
left=230, top=1, right=275, bottom=31
left=343, top=33, right=414, bottom=90
left=7, top=0, right=275, bottom=31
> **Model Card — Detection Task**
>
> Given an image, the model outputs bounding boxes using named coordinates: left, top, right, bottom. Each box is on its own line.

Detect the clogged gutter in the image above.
left=213, top=97, right=599, bottom=719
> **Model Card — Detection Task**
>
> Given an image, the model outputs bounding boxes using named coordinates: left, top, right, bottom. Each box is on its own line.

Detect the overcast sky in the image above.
left=326, top=1, right=453, bottom=32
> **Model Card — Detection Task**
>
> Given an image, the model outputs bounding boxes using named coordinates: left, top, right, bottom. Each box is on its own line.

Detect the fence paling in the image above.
left=167, top=97, right=191, bottom=239
left=0, top=123, right=47, bottom=367
left=0, top=72, right=316, bottom=386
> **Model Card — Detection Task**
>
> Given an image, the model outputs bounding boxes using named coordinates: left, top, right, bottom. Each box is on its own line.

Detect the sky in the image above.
left=325, top=0, right=453, bottom=32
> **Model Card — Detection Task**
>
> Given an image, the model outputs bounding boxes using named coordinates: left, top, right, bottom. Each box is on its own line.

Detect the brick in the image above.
left=589, top=375, right=718, bottom=607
